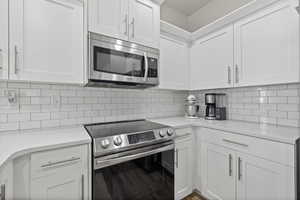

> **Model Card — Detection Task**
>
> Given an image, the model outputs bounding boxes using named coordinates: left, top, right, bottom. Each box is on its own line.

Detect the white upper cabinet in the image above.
left=0, top=0, right=9, bottom=80
left=9, top=0, right=84, bottom=84
left=129, top=0, right=160, bottom=48
left=234, top=0, right=299, bottom=87
left=88, top=0, right=129, bottom=40
left=190, top=25, right=234, bottom=90
left=159, top=36, right=189, bottom=90
left=89, top=0, right=160, bottom=48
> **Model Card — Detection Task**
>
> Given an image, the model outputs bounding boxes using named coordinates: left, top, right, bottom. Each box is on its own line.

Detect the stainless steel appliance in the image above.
left=205, top=93, right=217, bottom=120
left=84, top=120, right=175, bottom=200
left=205, top=93, right=227, bottom=120
left=185, top=95, right=199, bottom=118
left=87, top=33, right=159, bottom=88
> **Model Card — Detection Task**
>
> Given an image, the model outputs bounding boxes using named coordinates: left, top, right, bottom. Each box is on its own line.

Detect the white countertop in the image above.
left=150, top=117, right=300, bottom=145
left=0, top=125, right=91, bottom=168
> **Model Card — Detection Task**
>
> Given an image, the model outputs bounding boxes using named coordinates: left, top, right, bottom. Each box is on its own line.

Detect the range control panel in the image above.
left=94, top=128, right=175, bottom=156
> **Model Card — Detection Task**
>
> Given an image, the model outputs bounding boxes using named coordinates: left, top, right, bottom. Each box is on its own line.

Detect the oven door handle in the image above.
left=143, top=52, right=149, bottom=82
left=95, top=143, right=174, bottom=169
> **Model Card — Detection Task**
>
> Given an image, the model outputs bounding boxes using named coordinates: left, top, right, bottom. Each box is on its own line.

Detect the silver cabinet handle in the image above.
left=14, top=46, right=19, bottom=74
left=235, top=64, right=239, bottom=83
left=222, top=139, right=248, bottom=148
left=130, top=18, right=135, bottom=38
left=0, top=184, right=5, bottom=200
left=124, top=14, right=128, bottom=36
left=238, top=157, right=242, bottom=181
left=81, top=174, right=84, bottom=200
left=229, top=154, right=232, bottom=176
left=0, top=49, right=3, bottom=70
left=175, top=149, right=179, bottom=168
left=143, top=52, right=148, bottom=82
left=227, top=66, right=231, bottom=84
left=41, top=157, right=80, bottom=168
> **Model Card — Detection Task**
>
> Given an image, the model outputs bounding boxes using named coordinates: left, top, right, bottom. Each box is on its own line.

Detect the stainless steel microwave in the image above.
left=87, top=32, right=159, bottom=88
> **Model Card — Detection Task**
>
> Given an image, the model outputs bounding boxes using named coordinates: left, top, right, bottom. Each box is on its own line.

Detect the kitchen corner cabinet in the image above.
left=30, top=145, right=89, bottom=200
left=159, top=36, right=189, bottom=90
left=88, top=0, right=160, bottom=49
left=0, top=162, right=13, bottom=200
left=200, top=128, right=295, bottom=200
left=190, top=25, right=234, bottom=90
left=0, top=0, right=9, bottom=80
left=175, top=134, right=193, bottom=200
left=9, top=0, right=85, bottom=84
left=234, top=0, right=299, bottom=87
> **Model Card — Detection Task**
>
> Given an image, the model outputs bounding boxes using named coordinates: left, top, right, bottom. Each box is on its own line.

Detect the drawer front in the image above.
left=202, top=128, right=294, bottom=166
left=31, top=145, right=84, bottom=178
left=175, top=127, right=193, bottom=138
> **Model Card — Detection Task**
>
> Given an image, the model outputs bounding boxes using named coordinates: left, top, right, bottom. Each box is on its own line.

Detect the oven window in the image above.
left=93, top=150, right=174, bottom=200
left=93, top=47, right=145, bottom=77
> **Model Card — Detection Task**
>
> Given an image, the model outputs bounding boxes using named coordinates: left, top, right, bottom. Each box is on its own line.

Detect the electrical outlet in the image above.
left=5, top=90, right=18, bottom=104
left=52, top=96, right=61, bottom=106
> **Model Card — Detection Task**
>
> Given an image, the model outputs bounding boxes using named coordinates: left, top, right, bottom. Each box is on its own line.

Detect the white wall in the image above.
left=161, top=5, right=189, bottom=30
left=187, top=0, right=253, bottom=32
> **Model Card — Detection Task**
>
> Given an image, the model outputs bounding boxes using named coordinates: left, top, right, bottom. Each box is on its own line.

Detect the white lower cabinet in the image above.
left=30, top=145, right=89, bottom=200
left=200, top=128, right=295, bottom=200
left=0, top=162, right=13, bottom=200
left=175, top=134, right=193, bottom=200
left=201, top=143, right=236, bottom=200
left=236, top=153, right=294, bottom=200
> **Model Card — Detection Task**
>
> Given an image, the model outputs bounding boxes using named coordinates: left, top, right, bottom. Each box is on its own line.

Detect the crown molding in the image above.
left=160, top=0, right=283, bottom=43
left=152, top=0, right=165, bottom=5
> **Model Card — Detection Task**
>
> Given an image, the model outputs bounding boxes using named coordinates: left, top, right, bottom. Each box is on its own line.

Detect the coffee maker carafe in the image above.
left=205, top=93, right=217, bottom=120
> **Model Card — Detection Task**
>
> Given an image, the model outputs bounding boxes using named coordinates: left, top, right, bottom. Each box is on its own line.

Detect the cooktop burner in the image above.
left=84, top=119, right=175, bottom=157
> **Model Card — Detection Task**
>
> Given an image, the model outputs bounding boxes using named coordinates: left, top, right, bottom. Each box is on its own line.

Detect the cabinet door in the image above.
left=0, top=162, right=13, bottom=200
left=0, top=0, right=8, bottom=80
left=88, top=0, right=129, bottom=40
left=201, top=143, right=236, bottom=200
left=190, top=25, right=234, bottom=90
left=31, top=164, right=85, bottom=200
left=175, top=137, right=193, bottom=200
left=9, top=0, right=84, bottom=84
left=129, top=0, right=160, bottom=48
left=159, top=36, right=189, bottom=90
left=234, top=0, right=299, bottom=87
left=236, top=153, right=294, bottom=200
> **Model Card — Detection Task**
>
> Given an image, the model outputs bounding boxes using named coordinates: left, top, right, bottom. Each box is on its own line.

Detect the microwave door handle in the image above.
left=143, top=52, right=149, bottom=82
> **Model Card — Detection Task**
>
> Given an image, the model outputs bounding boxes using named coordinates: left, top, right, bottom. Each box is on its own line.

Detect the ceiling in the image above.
left=162, top=0, right=212, bottom=16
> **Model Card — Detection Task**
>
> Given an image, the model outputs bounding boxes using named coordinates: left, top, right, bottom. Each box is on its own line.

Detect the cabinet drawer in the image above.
left=175, top=127, right=193, bottom=138
left=31, top=145, right=84, bottom=178
left=202, top=128, right=294, bottom=166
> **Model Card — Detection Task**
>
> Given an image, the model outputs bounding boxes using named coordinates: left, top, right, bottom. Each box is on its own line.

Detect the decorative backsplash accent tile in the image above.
left=0, top=81, right=186, bottom=132
left=191, top=83, right=300, bottom=127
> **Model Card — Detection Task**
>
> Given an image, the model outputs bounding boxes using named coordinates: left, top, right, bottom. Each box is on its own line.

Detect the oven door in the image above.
left=89, top=35, right=159, bottom=85
left=93, top=142, right=174, bottom=200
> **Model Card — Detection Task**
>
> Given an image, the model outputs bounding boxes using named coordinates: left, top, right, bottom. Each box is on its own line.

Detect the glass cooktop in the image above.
left=84, top=120, right=168, bottom=138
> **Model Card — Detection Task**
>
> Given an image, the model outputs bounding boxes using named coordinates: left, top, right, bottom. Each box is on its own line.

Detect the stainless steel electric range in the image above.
left=84, top=119, right=176, bottom=200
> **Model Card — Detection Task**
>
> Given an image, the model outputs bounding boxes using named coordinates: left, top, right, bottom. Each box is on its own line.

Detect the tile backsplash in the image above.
left=191, top=83, right=300, bottom=127
left=2, top=81, right=300, bottom=132
left=0, top=81, right=186, bottom=132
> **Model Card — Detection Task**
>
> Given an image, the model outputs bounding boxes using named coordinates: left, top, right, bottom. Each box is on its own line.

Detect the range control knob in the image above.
left=114, top=136, right=123, bottom=146
left=167, top=128, right=174, bottom=136
left=159, top=130, right=166, bottom=137
left=100, top=139, right=110, bottom=149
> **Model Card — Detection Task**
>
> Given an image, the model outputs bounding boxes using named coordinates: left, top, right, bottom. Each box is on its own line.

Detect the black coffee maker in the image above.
left=205, top=93, right=226, bottom=120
